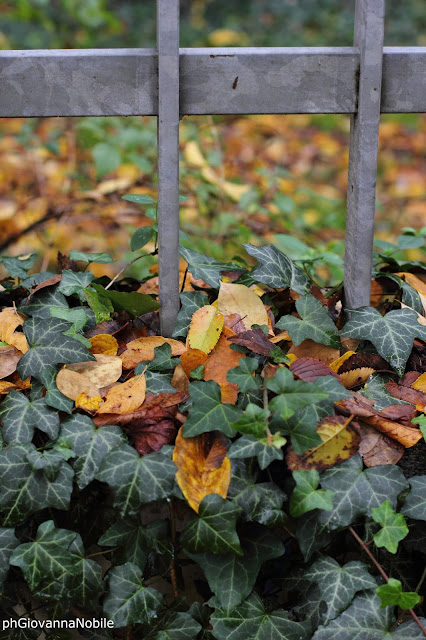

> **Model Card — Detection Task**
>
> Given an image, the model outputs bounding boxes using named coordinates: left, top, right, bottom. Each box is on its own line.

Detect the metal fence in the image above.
left=0, top=0, right=425, bottom=336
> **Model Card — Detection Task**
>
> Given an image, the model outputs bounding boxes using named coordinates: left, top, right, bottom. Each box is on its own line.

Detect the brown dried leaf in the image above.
left=66, top=354, right=122, bottom=388
left=97, top=374, right=146, bottom=415
left=228, top=328, right=274, bottom=356
left=288, top=340, right=340, bottom=365
left=25, top=274, right=62, bottom=302
left=84, top=320, right=123, bottom=339
left=0, top=307, right=29, bottom=353
left=0, top=345, right=23, bottom=379
left=121, top=337, right=186, bottom=369
left=173, top=427, right=231, bottom=513
left=56, top=368, right=101, bottom=401
left=223, top=313, right=246, bottom=335
left=362, top=414, right=422, bottom=448
left=338, top=352, right=390, bottom=374
left=356, top=421, right=404, bottom=467
left=171, top=363, right=189, bottom=395
left=290, top=357, right=339, bottom=382
left=385, top=380, right=426, bottom=412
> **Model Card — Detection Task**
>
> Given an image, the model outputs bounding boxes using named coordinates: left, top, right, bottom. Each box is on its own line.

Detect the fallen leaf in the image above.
left=329, top=351, right=356, bottom=373
left=340, top=337, right=360, bottom=352
left=290, top=357, right=339, bottom=382
left=203, top=326, right=244, bottom=404
left=171, top=363, right=189, bottom=394
left=75, top=392, right=103, bottom=413
left=173, top=427, right=231, bottom=513
left=0, top=345, right=23, bottom=379
left=0, top=380, right=20, bottom=395
left=0, top=307, right=29, bottom=353
left=362, top=415, right=422, bottom=448
left=337, top=352, right=391, bottom=374
left=121, top=337, right=186, bottom=369
left=56, top=368, right=101, bottom=401
left=97, top=374, right=146, bottom=414
left=412, top=372, right=426, bottom=392
left=288, top=339, right=340, bottom=365
left=286, top=415, right=360, bottom=473
left=26, top=274, right=62, bottom=301
left=339, top=367, right=375, bottom=389
left=385, top=380, right=426, bottom=412
left=399, top=371, right=421, bottom=387
left=217, top=282, right=269, bottom=330
left=179, top=349, right=208, bottom=377
left=89, top=334, right=119, bottom=355
left=66, top=354, right=123, bottom=388
left=222, top=313, right=246, bottom=334
left=380, top=404, right=417, bottom=424
left=84, top=320, right=123, bottom=338
left=269, top=330, right=291, bottom=343
left=186, top=306, right=224, bottom=354
left=228, top=328, right=274, bottom=356
left=355, top=421, right=405, bottom=467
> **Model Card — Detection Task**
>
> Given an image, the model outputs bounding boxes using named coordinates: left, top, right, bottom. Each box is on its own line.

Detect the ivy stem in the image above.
left=349, top=526, right=426, bottom=636
left=85, top=547, right=118, bottom=559
left=415, top=565, right=426, bottom=594
left=180, top=265, right=188, bottom=293
left=104, top=249, right=157, bottom=290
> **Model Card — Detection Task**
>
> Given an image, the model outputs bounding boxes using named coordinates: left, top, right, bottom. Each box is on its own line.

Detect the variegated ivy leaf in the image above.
left=17, top=317, right=95, bottom=381
left=69, top=250, right=114, bottom=264
left=59, top=414, right=125, bottom=489
left=145, top=612, right=202, bottom=640
left=312, top=591, right=426, bottom=640
left=318, top=454, right=409, bottom=530
left=362, top=373, right=412, bottom=410
left=300, top=556, right=377, bottom=623
left=183, top=381, right=242, bottom=438
left=58, top=269, right=94, bottom=297
left=187, top=526, right=284, bottom=612
left=0, top=253, right=38, bottom=279
left=180, top=495, right=243, bottom=555
left=0, top=442, right=74, bottom=526
left=172, top=291, right=210, bottom=338
left=35, top=364, right=74, bottom=413
left=244, top=243, right=310, bottom=294
left=227, top=434, right=284, bottom=470
left=275, top=294, right=340, bottom=348
left=103, top=562, right=163, bottom=627
left=211, top=591, right=312, bottom=640
left=295, top=511, right=333, bottom=562
left=227, top=357, right=261, bottom=393
left=0, top=391, right=59, bottom=443
left=340, top=307, right=426, bottom=376
left=26, top=443, right=75, bottom=482
left=95, top=444, right=176, bottom=517
left=401, top=476, right=426, bottom=522
left=19, top=286, right=68, bottom=319
left=179, top=246, right=243, bottom=288
left=371, top=501, right=409, bottom=553
left=289, top=470, right=334, bottom=518
left=0, top=528, right=19, bottom=589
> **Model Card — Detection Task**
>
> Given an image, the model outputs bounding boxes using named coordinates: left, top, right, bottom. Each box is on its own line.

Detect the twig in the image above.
left=349, top=526, right=426, bottom=635
left=0, top=208, right=66, bottom=253
left=180, top=266, right=188, bottom=292
left=415, top=565, right=426, bottom=594
left=104, top=249, right=157, bottom=290
left=169, top=499, right=179, bottom=599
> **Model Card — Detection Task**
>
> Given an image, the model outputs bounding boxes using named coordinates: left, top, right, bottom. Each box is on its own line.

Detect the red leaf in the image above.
left=290, top=357, right=340, bottom=382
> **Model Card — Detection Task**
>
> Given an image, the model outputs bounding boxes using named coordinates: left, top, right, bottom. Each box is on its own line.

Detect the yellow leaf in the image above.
left=66, top=354, right=122, bottom=388
left=173, top=427, right=231, bottom=513
left=412, top=372, right=426, bottom=393
left=339, top=367, right=375, bottom=389
left=56, top=368, right=101, bottom=401
left=286, top=416, right=360, bottom=473
left=0, top=381, right=18, bottom=395
left=187, top=306, right=224, bottom=354
left=217, top=282, right=269, bottom=330
left=203, top=326, right=244, bottom=404
left=89, top=334, right=118, bottom=356
left=329, top=351, right=356, bottom=373
left=75, top=392, right=102, bottom=413
left=0, top=307, right=29, bottom=353
left=270, top=330, right=291, bottom=343
left=97, top=374, right=146, bottom=414
left=121, top=337, right=186, bottom=369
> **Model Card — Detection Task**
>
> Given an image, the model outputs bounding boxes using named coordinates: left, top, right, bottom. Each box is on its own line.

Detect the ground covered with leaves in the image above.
left=0, top=232, right=425, bottom=638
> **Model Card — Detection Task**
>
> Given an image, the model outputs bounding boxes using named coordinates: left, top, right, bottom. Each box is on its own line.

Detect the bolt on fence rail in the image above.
left=0, top=0, right=425, bottom=334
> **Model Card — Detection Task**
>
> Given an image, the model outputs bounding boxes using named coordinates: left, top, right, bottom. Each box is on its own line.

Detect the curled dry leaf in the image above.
left=173, top=427, right=231, bottom=513
left=217, top=282, right=269, bottom=330
left=385, top=380, right=426, bottom=412
left=180, top=349, right=207, bottom=377
left=361, top=414, right=422, bottom=448
left=286, top=415, right=360, bottom=473
left=339, top=368, right=375, bottom=389
left=0, top=307, right=29, bottom=353
left=171, top=363, right=189, bottom=395
left=203, top=326, right=244, bottom=404
left=75, top=392, right=102, bottom=413
left=223, top=313, right=246, bottom=335
left=0, top=381, right=19, bottom=395
left=56, top=368, right=101, bottom=401
left=121, top=337, right=186, bottom=369
left=288, top=339, right=340, bottom=365
left=97, top=373, right=146, bottom=415
left=186, top=306, right=224, bottom=354
left=355, top=421, right=404, bottom=467
left=66, top=354, right=122, bottom=388
left=290, top=357, right=339, bottom=382
left=0, top=345, right=25, bottom=379
left=269, top=330, right=291, bottom=344
left=337, top=352, right=390, bottom=374
left=329, top=351, right=356, bottom=373
left=228, top=328, right=274, bottom=356
left=89, top=334, right=118, bottom=356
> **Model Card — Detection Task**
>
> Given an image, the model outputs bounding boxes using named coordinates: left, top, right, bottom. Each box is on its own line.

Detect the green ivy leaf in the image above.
left=26, top=444, right=75, bottom=482
left=415, top=415, right=426, bottom=441
left=9, top=520, right=76, bottom=591
left=180, top=495, right=243, bottom=555
left=84, top=287, right=114, bottom=323
left=312, top=592, right=425, bottom=639
left=0, top=391, right=59, bottom=443
left=147, top=612, right=202, bottom=640
left=188, top=526, right=284, bottom=611
left=340, top=307, right=426, bottom=376
left=228, top=434, right=284, bottom=470
left=273, top=406, right=322, bottom=454
left=58, top=269, right=94, bottom=296
left=36, top=365, right=74, bottom=413
left=179, top=246, right=243, bottom=288
left=267, top=368, right=329, bottom=420
left=401, top=476, right=426, bottom=522
left=145, top=343, right=181, bottom=371
left=103, top=562, right=163, bottom=627
left=362, top=373, right=412, bottom=410
left=300, top=556, right=377, bottom=623
left=183, top=381, right=242, bottom=438
left=276, top=294, right=340, bottom=347
left=0, top=528, right=19, bottom=589
left=66, top=533, right=103, bottom=607
left=130, top=226, right=155, bottom=251
left=172, top=291, right=210, bottom=338
left=290, top=470, right=334, bottom=517
left=318, top=454, right=409, bottom=529
left=17, top=318, right=95, bottom=381
left=19, top=287, right=68, bottom=319
left=0, top=442, right=74, bottom=526
left=295, top=510, right=332, bottom=562
left=371, top=501, right=409, bottom=553
left=227, top=357, right=261, bottom=393
left=69, top=250, right=114, bottom=264
left=91, top=283, right=159, bottom=317
left=376, top=578, right=421, bottom=610
left=0, top=254, right=38, bottom=279
left=95, top=444, right=176, bottom=517
left=231, top=404, right=270, bottom=438
left=244, top=243, right=310, bottom=294
left=59, top=414, right=125, bottom=489
left=122, top=194, right=156, bottom=205
left=210, top=591, right=312, bottom=640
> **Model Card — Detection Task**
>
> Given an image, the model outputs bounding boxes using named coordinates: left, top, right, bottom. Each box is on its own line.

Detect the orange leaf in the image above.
left=186, top=306, right=224, bottom=354
left=173, top=427, right=231, bottom=513
left=362, top=415, right=422, bottom=448
left=171, top=363, right=189, bottom=394
left=180, top=349, right=208, bottom=377
left=412, top=372, right=426, bottom=393
left=97, top=374, right=146, bottom=414
left=121, top=337, right=186, bottom=369
left=203, top=326, right=244, bottom=404
left=89, top=334, right=119, bottom=356
left=288, top=339, right=340, bottom=365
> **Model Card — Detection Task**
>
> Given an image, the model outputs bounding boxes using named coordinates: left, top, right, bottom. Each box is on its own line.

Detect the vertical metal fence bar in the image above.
left=344, top=0, right=385, bottom=309
left=157, top=0, right=180, bottom=336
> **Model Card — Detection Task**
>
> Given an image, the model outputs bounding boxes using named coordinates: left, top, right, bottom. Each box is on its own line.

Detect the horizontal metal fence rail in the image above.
left=0, top=0, right=425, bottom=334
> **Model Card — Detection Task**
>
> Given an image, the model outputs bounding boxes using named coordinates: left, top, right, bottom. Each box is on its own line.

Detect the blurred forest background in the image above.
left=0, top=0, right=424, bottom=285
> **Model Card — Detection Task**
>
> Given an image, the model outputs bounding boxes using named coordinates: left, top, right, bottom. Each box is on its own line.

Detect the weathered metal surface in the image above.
left=157, top=0, right=180, bottom=337
left=344, top=0, right=385, bottom=310
left=0, top=47, right=424, bottom=117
